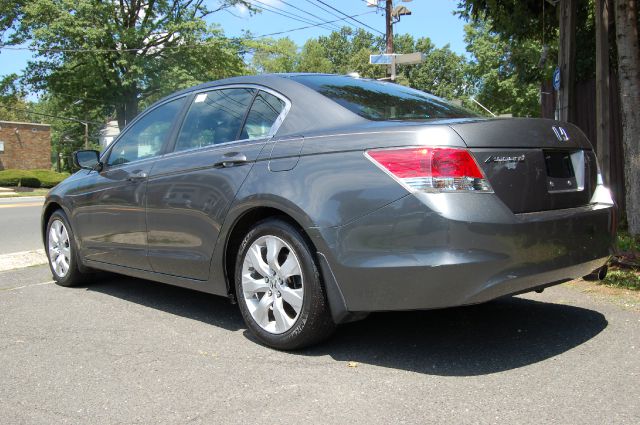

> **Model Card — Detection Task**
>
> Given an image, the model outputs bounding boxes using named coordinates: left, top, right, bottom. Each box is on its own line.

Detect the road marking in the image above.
left=0, top=249, right=48, bottom=272
left=0, top=281, right=53, bottom=292
left=0, top=202, right=44, bottom=209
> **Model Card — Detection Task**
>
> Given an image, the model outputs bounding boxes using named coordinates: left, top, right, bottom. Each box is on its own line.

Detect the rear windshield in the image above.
left=291, top=75, right=478, bottom=121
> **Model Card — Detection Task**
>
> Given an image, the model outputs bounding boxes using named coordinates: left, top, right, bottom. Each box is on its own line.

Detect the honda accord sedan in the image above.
left=42, top=74, right=615, bottom=349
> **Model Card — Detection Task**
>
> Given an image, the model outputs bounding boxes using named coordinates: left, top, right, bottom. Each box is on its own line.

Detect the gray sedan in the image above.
left=42, top=74, right=616, bottom=349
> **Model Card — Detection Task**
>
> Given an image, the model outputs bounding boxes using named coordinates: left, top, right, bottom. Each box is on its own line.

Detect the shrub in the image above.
left=18, top=177, right=41, bottom=188
left=0, top=169, right=69, bottom=188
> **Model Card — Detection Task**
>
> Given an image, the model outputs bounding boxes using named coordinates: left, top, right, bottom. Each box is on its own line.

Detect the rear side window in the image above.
left=241, top=91, right=286, bottom=140
left=291, top=75, right=477, bottom=121
left=174, top=88, right=255, bottom=152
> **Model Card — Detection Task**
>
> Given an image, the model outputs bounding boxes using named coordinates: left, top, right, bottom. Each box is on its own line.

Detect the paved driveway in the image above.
left=1, top=265, right=638, bottom=424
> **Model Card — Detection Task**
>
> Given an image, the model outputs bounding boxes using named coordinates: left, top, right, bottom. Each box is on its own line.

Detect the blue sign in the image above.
left=553, top=67, right=561, bottom=91
left=370, top=54, right=393, bottom=65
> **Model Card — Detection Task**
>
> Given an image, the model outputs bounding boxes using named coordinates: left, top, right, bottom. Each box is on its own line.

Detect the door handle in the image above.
left=214, top=152, right=248, bottom=168
left=127, top=171, right=148, bottom=182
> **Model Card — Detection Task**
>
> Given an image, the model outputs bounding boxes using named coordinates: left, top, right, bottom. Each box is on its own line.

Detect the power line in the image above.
left=1, top=105, right=119, bottom=127
left=249, top=11, right=375, bottom=39
left=277, top=0, right=342, bottom=31
left=248, top=0, right=339, bottom=31
left=307, top=0, right=384, bottom=35
left=0, top=11, right=376, bottom=54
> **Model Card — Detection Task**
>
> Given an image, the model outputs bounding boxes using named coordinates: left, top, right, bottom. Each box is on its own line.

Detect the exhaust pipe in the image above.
left=583, top=265, right=608, bottom=281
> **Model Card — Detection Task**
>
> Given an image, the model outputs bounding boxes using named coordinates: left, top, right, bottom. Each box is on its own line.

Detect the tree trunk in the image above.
left=614, top=0, right=640, bottom=235
left=116, top=87, right=139, bottom=131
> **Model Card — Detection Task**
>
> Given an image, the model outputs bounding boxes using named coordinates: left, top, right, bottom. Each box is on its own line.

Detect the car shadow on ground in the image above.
left=83, top=275, right=607, bottom=376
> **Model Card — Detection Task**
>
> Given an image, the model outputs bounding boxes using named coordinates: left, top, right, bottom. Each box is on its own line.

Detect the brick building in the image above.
left=0, top=121, right=51, bottom=170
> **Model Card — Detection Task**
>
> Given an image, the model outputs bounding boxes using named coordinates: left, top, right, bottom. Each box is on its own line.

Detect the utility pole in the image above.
left=595, top=0, right=611, bottom=185
left=385, top=0, right=395, bottom=80
left=385, top=0, right=393, bottom=54
left=557, top=0, right=577, bottom=122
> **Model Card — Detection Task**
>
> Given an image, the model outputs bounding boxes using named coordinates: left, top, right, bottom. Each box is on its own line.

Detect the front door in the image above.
left=145, top=88, right=288, bottom=280
left=71, top=97, right=186, bottom=270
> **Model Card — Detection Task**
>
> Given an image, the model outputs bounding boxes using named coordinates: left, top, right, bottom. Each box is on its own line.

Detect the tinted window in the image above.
left=175, top=88, right=255, bottom=152
left=108, top=97, right=185, bottom=166
left=241, top=91, right=286, bottom=140
left=291, top=75, right=477, bottom=121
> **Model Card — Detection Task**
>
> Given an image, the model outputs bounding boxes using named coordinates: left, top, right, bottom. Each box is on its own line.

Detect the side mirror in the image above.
left=73, top=150, right=102, bottom=171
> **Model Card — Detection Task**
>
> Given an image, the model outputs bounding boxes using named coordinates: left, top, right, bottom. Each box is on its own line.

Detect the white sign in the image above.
left=0, top=141, right=4, bottom=153
left=395, top=52, right=425, bottom=65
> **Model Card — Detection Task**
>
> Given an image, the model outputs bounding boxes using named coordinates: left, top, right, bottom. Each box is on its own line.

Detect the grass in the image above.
left=0, top=169, right=69, bottom=188
left=601, top=269, right=640, bottom=291
left=597, top=231, right=640, bottom=291
left=0, top=188, right=50, bottom=198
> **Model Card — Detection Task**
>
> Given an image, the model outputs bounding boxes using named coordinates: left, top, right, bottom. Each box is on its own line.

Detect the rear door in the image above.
left=145, top=87, right=288, bottom=280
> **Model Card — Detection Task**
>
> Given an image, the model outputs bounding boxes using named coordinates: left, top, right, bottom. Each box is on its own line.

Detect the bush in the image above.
left=0, top=169, right=69, bottom=188
left=18, top=177, right=41, bottom=188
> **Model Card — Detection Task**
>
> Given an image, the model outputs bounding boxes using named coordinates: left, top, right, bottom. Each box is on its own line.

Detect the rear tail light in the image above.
left=365, top=146, right=492, bottom=192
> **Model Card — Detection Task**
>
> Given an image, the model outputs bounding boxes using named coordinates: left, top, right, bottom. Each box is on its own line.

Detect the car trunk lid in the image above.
left=449, top=118, right=598, bottom=214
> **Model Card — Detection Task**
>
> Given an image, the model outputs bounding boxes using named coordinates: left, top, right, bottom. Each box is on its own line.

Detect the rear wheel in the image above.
left=235, top=218, right=335, bottom=350
left=46, top=210, right=86, bottom=287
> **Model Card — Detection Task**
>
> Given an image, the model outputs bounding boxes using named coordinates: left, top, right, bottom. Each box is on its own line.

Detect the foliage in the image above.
left=1, top=0, right=252, bottom=129
left=464, top=19, right=547, bottom=116
left=457, top=0, right=597, bottom=81
left=600, top=269, right=640, bottom=291
left=617, top=231, right=640, bottom=254
left=297, top=40, right=333, bottom=74
left=251, top=37, right=299, bottom=73
left=0, top=169, right=69, bottom=188
left=0, top=74, right=31, bottom=122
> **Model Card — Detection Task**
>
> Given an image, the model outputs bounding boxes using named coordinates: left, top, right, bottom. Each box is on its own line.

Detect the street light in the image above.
left=72, top=99, right=89, bottom=149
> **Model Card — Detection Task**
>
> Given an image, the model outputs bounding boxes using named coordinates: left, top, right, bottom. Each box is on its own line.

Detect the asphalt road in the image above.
left=0, top=197, right=44, bottom=254
left=1, top=265, right=638, bottom=424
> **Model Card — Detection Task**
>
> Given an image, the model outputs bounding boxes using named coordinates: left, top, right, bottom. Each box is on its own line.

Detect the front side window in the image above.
left=107, top=97, right=186, bottom=166
left=174, top=88, right=256, bottom=152
left=241, top=91, right=286, bottom=140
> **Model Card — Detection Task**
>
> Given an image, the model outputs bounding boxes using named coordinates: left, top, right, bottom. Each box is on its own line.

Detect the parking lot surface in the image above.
left=1, top=265, right=638, bottom=424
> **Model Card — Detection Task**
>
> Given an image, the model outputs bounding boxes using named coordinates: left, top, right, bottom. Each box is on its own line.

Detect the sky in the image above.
left=0, top=0, right=468, bottom=81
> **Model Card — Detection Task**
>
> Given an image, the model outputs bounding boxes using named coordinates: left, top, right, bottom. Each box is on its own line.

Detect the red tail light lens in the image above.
left=366, top=147, right=492, bottom=192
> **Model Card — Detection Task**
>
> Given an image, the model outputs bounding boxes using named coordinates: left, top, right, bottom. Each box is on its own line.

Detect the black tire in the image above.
left=45, top=209, right=86, bottom=287
left=235, top=218, right=335, bottom=350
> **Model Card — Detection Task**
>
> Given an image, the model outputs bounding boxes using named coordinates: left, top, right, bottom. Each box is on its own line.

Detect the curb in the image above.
left=0, top=250, right=48, bottom=272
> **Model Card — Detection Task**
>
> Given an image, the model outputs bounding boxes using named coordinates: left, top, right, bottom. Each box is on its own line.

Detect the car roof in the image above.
left=149, top=74, right=367, bottom=137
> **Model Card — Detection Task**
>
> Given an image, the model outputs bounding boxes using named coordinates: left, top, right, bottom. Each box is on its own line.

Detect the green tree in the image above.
left=251, top=37, right=299, bottom=73
left=0, top=74, right=32, bottom=122
left=2, top=0, right=251, bottom=129
left=463, top=20, right=545, bottom=116
left=297, top=39, right=333, bottom=73
left=403, top=38, right=471, bottom=101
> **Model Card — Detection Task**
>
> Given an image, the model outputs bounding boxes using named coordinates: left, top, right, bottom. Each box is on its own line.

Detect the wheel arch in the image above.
left=223, top=206, right=312, bottom=299
left=41, top=200, right=65, bottom=244
left=220, top=202, right=357, bottom=324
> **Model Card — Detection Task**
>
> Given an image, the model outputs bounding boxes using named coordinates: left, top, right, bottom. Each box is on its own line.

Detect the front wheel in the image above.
left=235, top=218, right=335, bottom=350
left=46, top=210, right=86, bottom=287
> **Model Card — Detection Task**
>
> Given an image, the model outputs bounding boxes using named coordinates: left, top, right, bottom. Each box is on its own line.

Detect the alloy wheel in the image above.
left=48, top=219, right=71, bottom=278
left=241, top=235, right=304, bottom=334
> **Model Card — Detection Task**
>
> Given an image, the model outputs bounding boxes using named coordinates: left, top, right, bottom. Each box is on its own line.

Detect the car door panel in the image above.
left=144, top=88, right=288, bottom=280
left=145, top=141, right=267, bottom=279
left=71, top=161, right=155, bottom=270
left=70, top=96, right=187, bottom=270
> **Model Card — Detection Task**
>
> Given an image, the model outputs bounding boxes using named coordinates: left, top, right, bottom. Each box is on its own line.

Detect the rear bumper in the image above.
left=312, top=192, right=615, bottom=312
